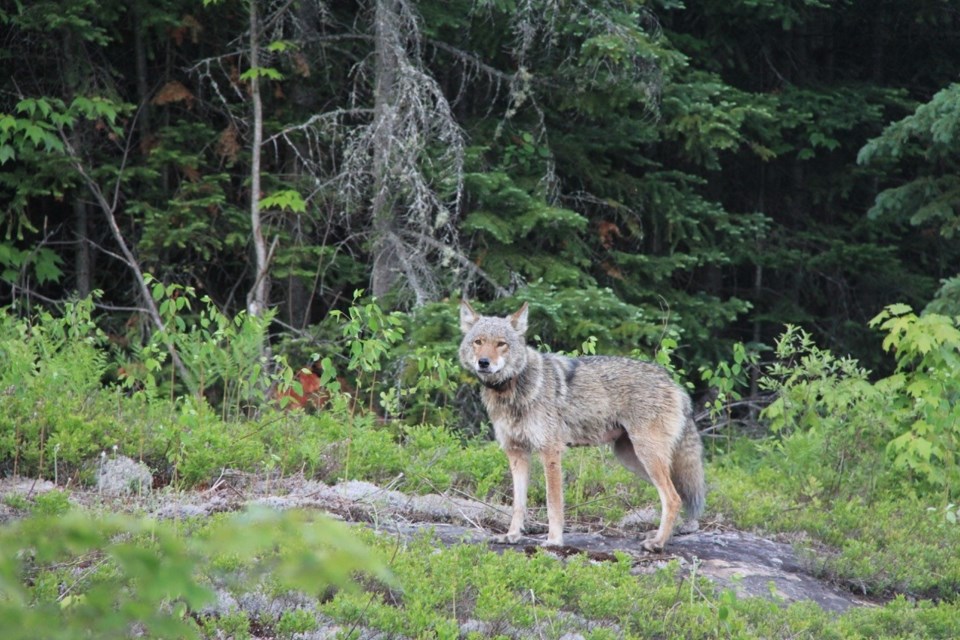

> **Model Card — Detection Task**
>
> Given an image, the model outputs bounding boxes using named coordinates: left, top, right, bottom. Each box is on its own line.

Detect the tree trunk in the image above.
left=246, top=0, right=270, bottom=318
left=284, top=0, right=322, bottom=329
left=133, top=1, right=152, bottom=140
left=370, top=0, right=401, bottom=301
left=74, top=198, right=91, bottom=298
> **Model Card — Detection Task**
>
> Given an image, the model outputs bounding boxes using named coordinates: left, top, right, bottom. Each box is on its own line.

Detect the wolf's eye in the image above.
left=496, top=341, right=507, bottom=348
left=474, top=338, right=483, bottom=346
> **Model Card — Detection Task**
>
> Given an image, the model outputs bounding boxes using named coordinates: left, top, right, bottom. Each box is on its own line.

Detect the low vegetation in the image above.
left=2, top=293, right=960, bottom=638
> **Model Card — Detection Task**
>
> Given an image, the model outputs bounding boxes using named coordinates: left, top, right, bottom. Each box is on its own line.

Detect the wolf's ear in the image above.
left=460, top=299, right=480, bottom=333
left=509, top=302, right=529, bottom=334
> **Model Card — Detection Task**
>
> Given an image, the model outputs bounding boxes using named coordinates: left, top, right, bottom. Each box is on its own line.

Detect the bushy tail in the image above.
left=672, top=417, right=706, bottom=520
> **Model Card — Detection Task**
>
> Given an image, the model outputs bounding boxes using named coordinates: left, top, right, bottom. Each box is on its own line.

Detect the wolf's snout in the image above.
left=477, top=357, right=491, bottom=370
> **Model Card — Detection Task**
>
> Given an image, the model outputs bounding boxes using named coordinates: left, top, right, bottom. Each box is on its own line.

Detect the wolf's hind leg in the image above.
left=495, top=448, right=530, bottom=544
left=612, top=434, right=651, bottom=483
left=615, top=433, right=682, bottom=552
left=638, top=454, right=682, bottom=552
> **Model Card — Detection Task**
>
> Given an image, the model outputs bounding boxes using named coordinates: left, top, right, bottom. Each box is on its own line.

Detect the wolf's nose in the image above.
left=478, top=358, right=490, bottom=370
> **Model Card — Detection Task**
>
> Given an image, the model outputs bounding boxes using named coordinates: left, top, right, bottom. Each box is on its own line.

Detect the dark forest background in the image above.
left=3, top=0, right=959, bottom=375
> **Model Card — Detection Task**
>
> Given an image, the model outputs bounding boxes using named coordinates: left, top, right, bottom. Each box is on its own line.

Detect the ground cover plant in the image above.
left=2, top=295, right=960, bottom=637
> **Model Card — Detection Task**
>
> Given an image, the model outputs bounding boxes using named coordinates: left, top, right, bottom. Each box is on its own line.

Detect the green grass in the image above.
left=5, top=299, right=960, bottom=637
left=708, top=456, right=960, bottom=600
left=5, top=504, right=960, bottom=639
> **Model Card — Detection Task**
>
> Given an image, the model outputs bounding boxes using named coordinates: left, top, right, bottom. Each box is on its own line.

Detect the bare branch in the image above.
left=400, top=230, right=512, bottom=299
left=262, top=108, right=374, bottom=146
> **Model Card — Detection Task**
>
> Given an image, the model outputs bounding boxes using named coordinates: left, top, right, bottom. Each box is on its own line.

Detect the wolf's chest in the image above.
left=481, top=394, right=548, bottom=449
left=491, top=417, right=545, bottom=452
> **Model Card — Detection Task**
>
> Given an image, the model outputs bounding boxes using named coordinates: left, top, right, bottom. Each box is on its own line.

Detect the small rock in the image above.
left=97, top=455, right=153, bottom=496
left=618, top=507, right=659, bottom=529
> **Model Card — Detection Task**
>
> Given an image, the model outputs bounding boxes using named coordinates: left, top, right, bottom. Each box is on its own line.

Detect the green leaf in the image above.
left=239, top=67, right=285, bottom=82
left=886, top=303, right=913, bottom=316
left=267, top=40, right=296, bottom=52
left=259, top=189, right=306, bottom=213
left=32, top=248, right=63, bottom=284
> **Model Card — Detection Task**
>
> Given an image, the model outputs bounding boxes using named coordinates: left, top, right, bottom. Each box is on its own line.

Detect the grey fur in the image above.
left=459, top=300, right=706, bottom=551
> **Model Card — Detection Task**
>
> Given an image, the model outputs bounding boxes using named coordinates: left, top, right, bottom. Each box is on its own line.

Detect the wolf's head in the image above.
left=458, top=300, right=529, bottom=385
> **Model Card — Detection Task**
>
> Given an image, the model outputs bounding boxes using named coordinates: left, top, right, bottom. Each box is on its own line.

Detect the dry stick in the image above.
left=13, top=421, right=20, bottom=477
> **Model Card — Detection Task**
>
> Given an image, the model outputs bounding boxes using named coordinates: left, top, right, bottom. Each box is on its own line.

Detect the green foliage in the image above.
left=870, top=304, right=960, bottom=497
left=857, top=83, right=960, bottom=312
left=711, top=461, right=960, bottom=599
left=239, top=66, right=285, bottom=82
left=925, top=275, right=960, bottom=317
left=2, top=490, right=72, bottom=517
left=124, top=120, right=248, bottom=265
left=318, top=527, right=960, bottom=639
left=275, top=608, right=317, bottom=637
left=31, top=489, right=72, bottom=516
left=712, top=313, right=960, bottom=596
left=757, top=325, right=899, bottom=502
left=661, top=70, right=777, bottom=169
left=333, top=292, right=406, bottom=377
left=200, top=609, right=250, bottom=639
left=0, top=243, right=63, bottom=286
left=402, top=424, right=507, bottom=496
left=5, top=297, right=960, bottom=635
left=134, top=275, right=275, bottom=414
left=0, top=293, right=502, bottom=490
left=0, top=296, right=113, bottom=477
left=0, top=508, right=387, bottom=640
left=3, top=0, right=957, bottom=380
left=259, top=189, right=306, bottom=213
left=0, top=93, right=128, bottom=174
left=700, top=341, right=760, bottom=421
left=859, top=83, right=960, bottom=170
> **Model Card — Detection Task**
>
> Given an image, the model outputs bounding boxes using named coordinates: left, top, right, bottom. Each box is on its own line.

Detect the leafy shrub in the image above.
left=758, top=325, right=895, bottom=500
left=870, top=304, right=960, bottom=497
left=30, top=489, right=71, bottom=516
left=167, top=396, right=267, bottom=487
left=758, top=308, right=960, bottom=501
left=0, top=508, right=387, bottom=640
left=0, top=297, right=113, bottom=477
left=275, top=608, right=318, bottom=638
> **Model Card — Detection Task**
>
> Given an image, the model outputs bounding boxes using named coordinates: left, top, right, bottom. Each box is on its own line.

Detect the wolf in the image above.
left=459, top=300, right=705, bottom=551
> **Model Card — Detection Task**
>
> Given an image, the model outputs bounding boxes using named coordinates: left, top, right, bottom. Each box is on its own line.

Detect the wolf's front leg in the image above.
left=496, top=448, right=530, bottom=543
left=540, top=447, right=565, bottom=546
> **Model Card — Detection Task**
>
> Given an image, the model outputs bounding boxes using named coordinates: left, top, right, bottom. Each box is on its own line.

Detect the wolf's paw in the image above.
left=492, top=531, right=523, bottom=544
left=641, top=530, right=665, bottom=552
left=542, top=536, right=564, bottom=547
left=641, top=538, right=665, bottom=553
left=678, top=518, right=700, bottom=535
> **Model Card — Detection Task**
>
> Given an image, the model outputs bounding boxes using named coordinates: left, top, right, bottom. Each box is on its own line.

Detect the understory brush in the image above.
left=0, top=508, right=387, bottom=640
left=323, top=530, right=960, bottom=639
left=6, top=507, right=960, bottom=639
left=710, top=461, right=960, bottom=599
left=707, top=308, right=960, bottom=599
left=4, top=294, right=960, bottom=635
